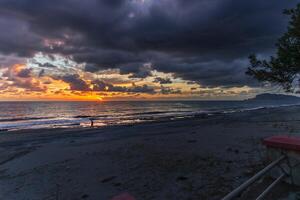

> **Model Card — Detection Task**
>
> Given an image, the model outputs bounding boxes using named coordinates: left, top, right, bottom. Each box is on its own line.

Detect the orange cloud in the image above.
left=0, top=63, right=256, bottom=101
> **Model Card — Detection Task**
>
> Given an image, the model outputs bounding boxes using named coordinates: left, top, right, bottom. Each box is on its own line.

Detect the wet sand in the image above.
left=1, top=106, right=300, bottom=200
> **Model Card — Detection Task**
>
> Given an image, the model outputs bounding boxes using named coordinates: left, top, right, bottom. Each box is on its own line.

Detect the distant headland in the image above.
left=247, top=93, right=300, bottom=102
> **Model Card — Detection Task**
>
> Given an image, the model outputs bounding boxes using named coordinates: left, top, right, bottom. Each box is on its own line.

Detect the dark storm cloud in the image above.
left=59, top=74, right=91, bottom=91
left=92, top=80, right=155, bottom=94
left=0, top=54, right=25, bottom=68
left=0, top=0, right=298, bottom=87
left=152, top=58, right=255, bottom=87
left=153, top=77, right=172, bottom=84
left=38, top=63, right=57, bottom=68
left=160, top=86, right=181, bottom=95
left=128, top=84, right=155, bottom=94
left=16, top=68, right=32, bottom=78
left=38, top=69, right=45, bottom=77
left=127, top=65, right=153, bottom=79
left=55, top=74, right=156, bottom=94
left=2, top=66, right=46, bottom=91
left=0, top=16, right=43, bottom=57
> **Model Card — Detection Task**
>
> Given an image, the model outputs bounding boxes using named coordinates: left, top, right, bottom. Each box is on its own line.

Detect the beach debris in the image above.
left=81, top=194, right=89, bottom=199
left=176, top=176, right=189, bottom=181
left=101, top=176, right=116, bottom=183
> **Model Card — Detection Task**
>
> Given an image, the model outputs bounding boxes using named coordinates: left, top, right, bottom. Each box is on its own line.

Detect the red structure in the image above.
left=263, top=135, right=300, bottom=152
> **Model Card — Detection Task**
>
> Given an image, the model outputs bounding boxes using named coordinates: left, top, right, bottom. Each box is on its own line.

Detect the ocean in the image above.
left=0, top=100, right=298, bottom=131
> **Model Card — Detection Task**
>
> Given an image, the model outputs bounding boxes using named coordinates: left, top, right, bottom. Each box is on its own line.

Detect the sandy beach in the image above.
left=1, top=105, right=300, bottom=200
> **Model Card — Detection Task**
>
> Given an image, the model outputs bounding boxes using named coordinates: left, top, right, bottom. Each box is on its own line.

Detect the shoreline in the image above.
left=2, top=103, right=300, bottom=132
left=1, top=105, right=300, bottom=199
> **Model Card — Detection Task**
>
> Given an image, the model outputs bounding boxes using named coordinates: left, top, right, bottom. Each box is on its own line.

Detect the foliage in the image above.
left=247, top=4, right=300, bottom=92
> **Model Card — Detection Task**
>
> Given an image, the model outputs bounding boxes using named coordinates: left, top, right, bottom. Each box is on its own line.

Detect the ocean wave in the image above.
left=1, top=101, right=300, bottom=131
left=0, top=118, right=88, bottom=130
left=0, top=116, right=55, bottom=122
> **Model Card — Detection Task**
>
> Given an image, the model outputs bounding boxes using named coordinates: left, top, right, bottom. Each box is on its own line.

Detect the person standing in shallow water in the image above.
left=89, top=118, right=94, bottom=127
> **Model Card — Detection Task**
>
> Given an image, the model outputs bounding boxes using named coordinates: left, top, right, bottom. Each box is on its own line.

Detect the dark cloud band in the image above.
left=0, top=0, right=298, bottom=88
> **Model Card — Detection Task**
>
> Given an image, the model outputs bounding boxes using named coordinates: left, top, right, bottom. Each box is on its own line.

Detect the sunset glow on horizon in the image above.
left=0, top=55, right=256, bottom=101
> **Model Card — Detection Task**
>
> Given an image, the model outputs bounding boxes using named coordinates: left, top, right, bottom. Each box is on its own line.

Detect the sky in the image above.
left=0, top=0, right=298, bottom=101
